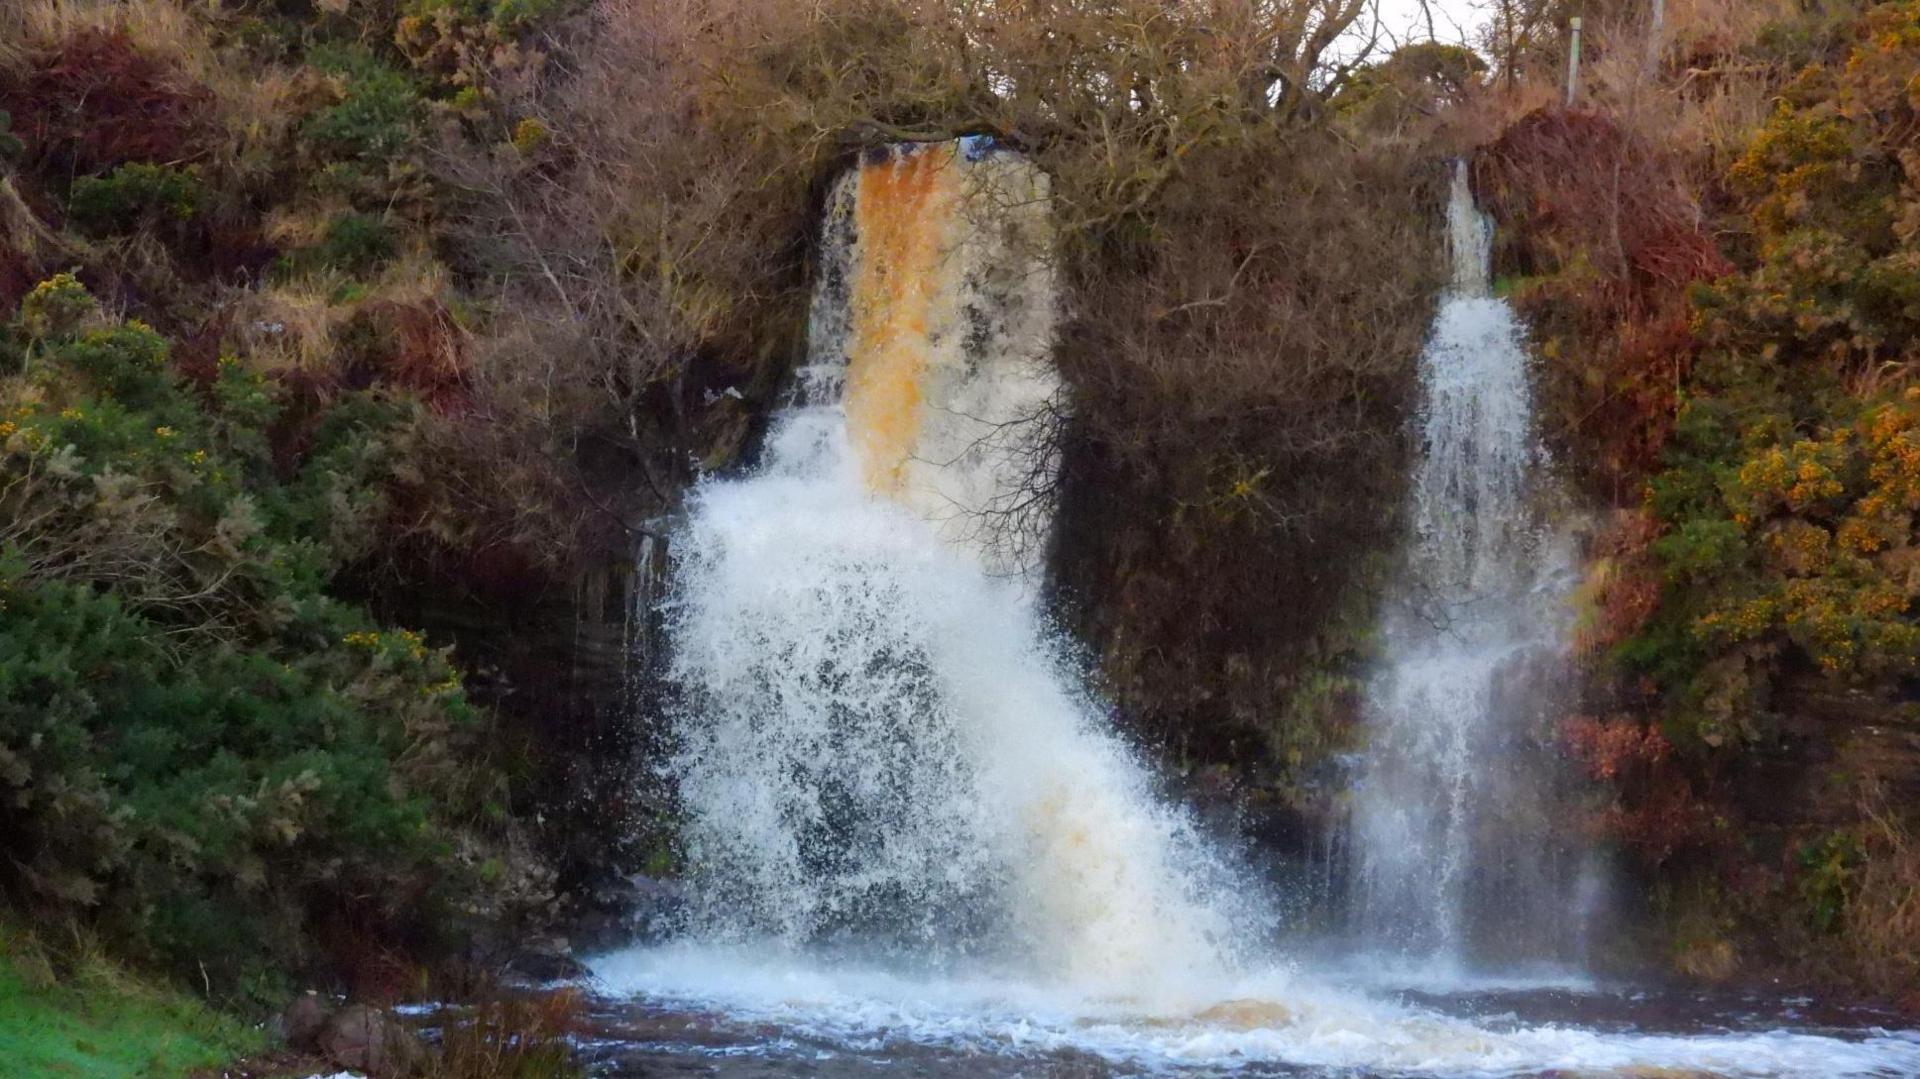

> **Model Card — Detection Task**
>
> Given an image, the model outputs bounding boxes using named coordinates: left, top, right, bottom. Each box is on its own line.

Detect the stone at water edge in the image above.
left=278, top=990, right=331, bottom=1050
left=507, top=935, right=590, bottom=982
left=316, top=1004, right=429, bottom=1078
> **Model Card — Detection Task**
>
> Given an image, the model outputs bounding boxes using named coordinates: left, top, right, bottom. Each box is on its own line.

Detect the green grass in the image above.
left=0, top=928, right=263, bottom=1078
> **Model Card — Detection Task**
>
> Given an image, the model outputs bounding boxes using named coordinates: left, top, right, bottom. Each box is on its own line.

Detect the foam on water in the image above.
left=589, top=945, right=1920, bottom=1077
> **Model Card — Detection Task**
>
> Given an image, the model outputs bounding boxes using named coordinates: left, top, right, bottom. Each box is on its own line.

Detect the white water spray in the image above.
left=662, top=140, right=1256, bottom=990
left=1346, top=161, right=1593, bottom=968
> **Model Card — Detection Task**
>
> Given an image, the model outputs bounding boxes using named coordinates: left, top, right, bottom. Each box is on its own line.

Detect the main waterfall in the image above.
left=660, top=139, right=1258, bottom=988
left=585, top=146, right=1920, bottom=1078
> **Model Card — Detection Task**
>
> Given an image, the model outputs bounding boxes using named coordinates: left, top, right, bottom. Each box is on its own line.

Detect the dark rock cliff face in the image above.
left=1656, top=676, right=1920, bottom=1001
left=1745, top=683, right=1920, bottom=837
left=354, top=524, right=672, bottom=947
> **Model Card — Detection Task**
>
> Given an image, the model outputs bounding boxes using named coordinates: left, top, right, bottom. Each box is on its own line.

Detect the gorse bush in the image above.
left=0, top=277, right=541, bottom=1002
left=304, top=48, right=423, bottom=168
left=1507, top=0, right=1920, bottom=992
left=317, top=212, right=398, bottom=273
left=1464, top=0, right=1920, bottom=992
left=1624, top=0, right=1920, bottom=747
left=66, top=163, right=203, bottom=235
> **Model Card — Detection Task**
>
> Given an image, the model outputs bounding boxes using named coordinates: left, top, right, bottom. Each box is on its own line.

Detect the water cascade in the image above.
left=1345, top=161, right=1595, bottom=970
left=586, top=147, right=1920, bottom=1077
left=659, top=139, right=1257, bottom=988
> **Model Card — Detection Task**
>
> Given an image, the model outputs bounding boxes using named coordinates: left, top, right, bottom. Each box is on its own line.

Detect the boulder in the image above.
left=508, top=935, right=590, bottom=983
left=318, top=1004, right=428, bottom=1077
left=279, top=991, right=331, bottom=1050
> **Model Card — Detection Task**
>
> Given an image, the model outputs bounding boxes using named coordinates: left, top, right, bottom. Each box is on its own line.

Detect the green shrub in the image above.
left=66, top=163, right=203, bottom=235
left=17, top=272, right=99, bottom=341
left=273, top=213, right=400, bottom=281
left=318, top=211, right=397, bottom=273
left=303, top=48, right=422, bottom=166
left=0, top=277, right=540, bottom=1000
left=405, top=0, right=569, bottom=28
left=1621, top=2, right=1920, bottom=746
left=1798, top=832, right=1865, bottom=935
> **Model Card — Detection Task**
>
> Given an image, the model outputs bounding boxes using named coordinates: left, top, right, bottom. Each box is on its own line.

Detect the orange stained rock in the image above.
left=846, top=144, right=959, bottom=493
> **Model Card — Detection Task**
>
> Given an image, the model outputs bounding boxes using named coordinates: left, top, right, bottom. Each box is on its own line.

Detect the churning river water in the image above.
left=556, top=949, right=1920, bottom=1077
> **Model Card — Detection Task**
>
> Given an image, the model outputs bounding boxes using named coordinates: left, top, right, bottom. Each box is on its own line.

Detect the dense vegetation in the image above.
left=1480, top=0, right=1920, bottom=999
left=1, top=274, right=544, bottom=1002
left=0, top=0, right=583, bottom=1014
left=1, top=0, right=1917, bottom=1058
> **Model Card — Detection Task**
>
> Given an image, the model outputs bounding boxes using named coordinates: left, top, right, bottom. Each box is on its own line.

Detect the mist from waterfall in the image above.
left=1345, top=161, right=1598, bottom=970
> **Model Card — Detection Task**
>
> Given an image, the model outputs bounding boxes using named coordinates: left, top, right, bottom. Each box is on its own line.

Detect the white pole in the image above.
left=1566, top=17, right=1583, bottom=107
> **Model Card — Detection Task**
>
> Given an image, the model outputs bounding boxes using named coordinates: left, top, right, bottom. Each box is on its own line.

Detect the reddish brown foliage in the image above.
left=198, top=220, right=279, bottom=286
left=1631, top=220, right=1729, bottom=293
left=1597, top=311, right=1695, bottom=481
left=1575, top=509, right=1663, bottom=658
left=0, top=29, right=213, bottom=177
left=261, top=301, right=471, bottom=477
left=1564, top=713, right=1713, bottom=863
left=1565, top=714, right=1671, bottom=781
left=268, top=363, right=346, bottom=475
left=171, top=310, right=229, bottom=388
left=312, top=907, right=430, bottom=1004
left=345, top=301, right=473, bottom=415
left=435, top=987, right=584, bottom=1076
left=1475, top=108, right=1730, bottom=502
left=1477, top=109, right=1729, bottom=306
left=1596, top=779, right=1715, bottom=864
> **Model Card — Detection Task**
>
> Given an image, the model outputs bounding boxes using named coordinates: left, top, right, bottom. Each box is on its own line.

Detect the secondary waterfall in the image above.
left=660, top=139, right=1258, bottom=988
left=1345, top=161, right=1595, bottom=969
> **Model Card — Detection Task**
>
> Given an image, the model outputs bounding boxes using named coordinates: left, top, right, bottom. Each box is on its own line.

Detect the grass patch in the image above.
left=0, top=926, right=261, bottom=1078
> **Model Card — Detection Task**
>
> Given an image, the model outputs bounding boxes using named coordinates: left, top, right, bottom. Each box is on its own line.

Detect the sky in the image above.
left=1369, top=0, right=1489, bottom=49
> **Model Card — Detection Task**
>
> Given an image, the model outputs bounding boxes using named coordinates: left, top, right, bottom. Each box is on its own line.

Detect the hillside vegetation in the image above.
left=1476, top=0, right=1920, bottom=999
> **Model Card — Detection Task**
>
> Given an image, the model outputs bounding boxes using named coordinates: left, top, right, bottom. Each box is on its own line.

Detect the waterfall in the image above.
left=585, top=150, right=1920, bottom=1079
left=1345, top=161, right=1594, bottom=970
left=658, top=140, right=1261, bottom=988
